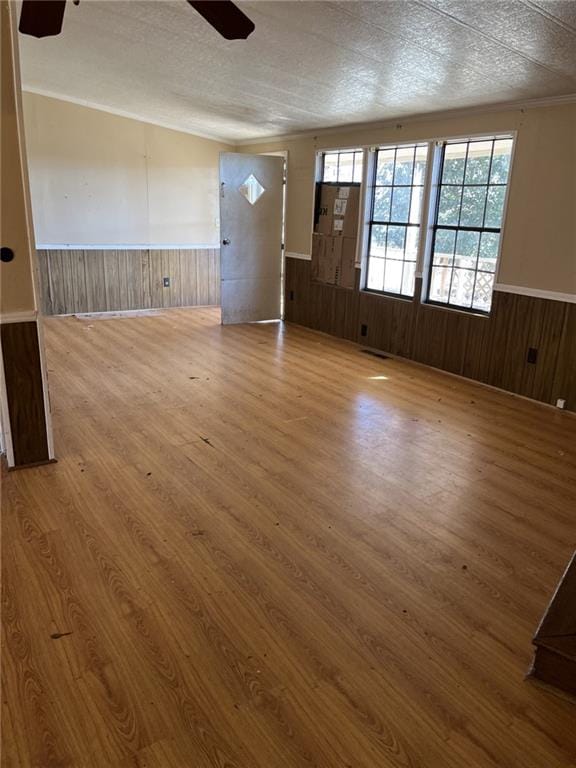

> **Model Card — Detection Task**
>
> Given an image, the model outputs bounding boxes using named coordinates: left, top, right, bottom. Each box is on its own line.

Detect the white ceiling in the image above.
left=18, top=0, right=576, bottom=142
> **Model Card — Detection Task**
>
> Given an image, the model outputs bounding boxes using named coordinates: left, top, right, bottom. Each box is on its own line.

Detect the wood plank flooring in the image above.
left=2, top=307, right=576, bottom=768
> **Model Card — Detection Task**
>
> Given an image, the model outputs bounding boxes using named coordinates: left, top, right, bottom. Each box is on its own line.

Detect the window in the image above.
left=366, top=143, right=428, bottom=297
left=427, top=137, right=513, bottom=313
left=322, top=150, right=363, bottom=183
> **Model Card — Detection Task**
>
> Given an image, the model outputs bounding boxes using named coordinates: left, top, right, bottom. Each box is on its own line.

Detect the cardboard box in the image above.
left=312, top=234, right=339, bottom=285
left=315, top=184, right=360, bottom=238
left=338, top=237, right=357, bottom=290
left=311, top=233, right=357, bottom=289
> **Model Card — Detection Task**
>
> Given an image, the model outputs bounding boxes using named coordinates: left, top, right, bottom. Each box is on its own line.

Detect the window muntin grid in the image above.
left=427, top=137, right=513, bottom=313
left=366, top=144, right=428, bottom=298
left=322, top=150, right=364, bottom=183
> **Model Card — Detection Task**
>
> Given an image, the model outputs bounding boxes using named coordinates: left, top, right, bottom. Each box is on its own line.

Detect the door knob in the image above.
left=222, top=238, right=230, bottom=245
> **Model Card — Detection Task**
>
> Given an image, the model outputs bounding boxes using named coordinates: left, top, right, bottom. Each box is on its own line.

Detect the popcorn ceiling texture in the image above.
left=18, top=0, right=576, bottom=143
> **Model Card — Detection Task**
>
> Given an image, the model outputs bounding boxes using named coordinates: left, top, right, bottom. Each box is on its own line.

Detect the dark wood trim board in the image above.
left=1, top=320, right=50, bottom=467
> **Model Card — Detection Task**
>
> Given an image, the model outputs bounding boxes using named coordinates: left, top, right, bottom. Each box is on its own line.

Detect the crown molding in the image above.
left=235, top=93, right=576, bottom=147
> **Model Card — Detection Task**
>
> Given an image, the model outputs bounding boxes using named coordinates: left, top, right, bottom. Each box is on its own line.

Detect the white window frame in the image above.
left=358, top=131, right=516, bottom=314
left=422, top=134, right=516, bottom=314
left=363, top=140, right=431, bottom=300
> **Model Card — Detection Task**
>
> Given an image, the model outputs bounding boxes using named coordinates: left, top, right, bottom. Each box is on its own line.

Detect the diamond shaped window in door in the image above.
left=239, top=174, right=265, bottom=205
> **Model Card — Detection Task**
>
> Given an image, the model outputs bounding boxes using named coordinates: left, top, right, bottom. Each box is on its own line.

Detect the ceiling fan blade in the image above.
left=19, top=0, right=67, bottom=38
left=187, top=1, right=254, bottom=40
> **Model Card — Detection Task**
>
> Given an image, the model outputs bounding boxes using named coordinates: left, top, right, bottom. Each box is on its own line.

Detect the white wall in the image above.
left=22, top=92, right=233, bottom=246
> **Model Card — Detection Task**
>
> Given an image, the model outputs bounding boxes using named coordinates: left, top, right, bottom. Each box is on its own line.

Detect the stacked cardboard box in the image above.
left=312, top=183, right=359, bottom=289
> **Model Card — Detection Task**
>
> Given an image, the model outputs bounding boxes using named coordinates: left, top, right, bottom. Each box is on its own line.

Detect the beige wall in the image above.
left=242, top=104, right=576, bottom=296
left=22, top=93, right=233, bottom=246
left=1, top=2, right=37, bottom=313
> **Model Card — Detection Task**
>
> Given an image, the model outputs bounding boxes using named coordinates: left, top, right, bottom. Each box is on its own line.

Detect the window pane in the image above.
left=391, top=187, right=411, bottom=222
left=323, top=149, right=364, bottom=183
left=437, top=185, right=462, bottom=225
left=323, top=153, right=338, bottom=182
left=370, top=224, right=387, bottom=257
left=338, top=152, right=354, bottom=182
left=367, top=257, right=384, bottom=291
left=368, top=144, right=427, bottom=297
left=413, top=145, right=428, bottom=186
left=428, top=136, right=513, bottom=314
left=454, top=230, right=480, bottom=269
left=353, top=152, right=364, bottom=183
left=442, top=143, right=467, bottom=184
left=383, top=259, right=403, bottom=294
left=409, top=186, right=424, bottom=224
left=394, top=147, right=414, bottom=185
left=433, top=229, right=456, bottom=266
left=465, top=141, right=492, bottom=184
left=386, top=225, right=406, bottom=256
left=485, top=185, right=506, bottom=227
left=460, top=186, right=487, bottom=227
left=478, top=231, right=500, bottom=272
left=472, top=272, right=495, bottom=312
left=490, top=139, right=513, bottom=183
left=374, top=187, right=391, bottom=220
left=405, top=227, right=419, bottom=261
left=429, top=266, right=451, bottom=303
left=376, top=150, right=395, bottom=184
left=449, top=268, right=476, bottom=308
left=402, top=261, right=416, bottom=297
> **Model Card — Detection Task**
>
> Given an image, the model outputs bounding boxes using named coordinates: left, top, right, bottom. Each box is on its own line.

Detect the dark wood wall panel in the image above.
left=552, top=303, right=576, bottom=410
left=285, top=258, right=576, bottom=412
left=37, top=248, right=221, bottom=315
left=284, top=258, right=360, bottom=342
left=1, top=321, right=49, bottom=467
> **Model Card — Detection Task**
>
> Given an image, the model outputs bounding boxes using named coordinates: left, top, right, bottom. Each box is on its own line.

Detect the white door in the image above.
left=219, top=153, right=284, bottom=324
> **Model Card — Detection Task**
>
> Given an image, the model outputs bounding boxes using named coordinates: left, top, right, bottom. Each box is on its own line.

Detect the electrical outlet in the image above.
left=527, top=347, right=538, bottom=364
left=163, top=277, right=170, bottom=288
left=360, top=324, right=368, bottom=337
left=556, top=398, right=566, bottom=409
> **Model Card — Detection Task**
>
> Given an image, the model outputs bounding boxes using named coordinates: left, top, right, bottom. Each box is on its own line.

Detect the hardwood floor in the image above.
left=2, top=306, right=575, bottom=768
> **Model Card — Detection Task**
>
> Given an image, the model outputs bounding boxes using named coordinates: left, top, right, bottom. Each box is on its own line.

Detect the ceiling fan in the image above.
left=19, top=0, right=255, bottom=41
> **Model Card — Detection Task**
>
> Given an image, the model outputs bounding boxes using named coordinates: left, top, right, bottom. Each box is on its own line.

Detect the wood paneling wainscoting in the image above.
left=285, top=258, right=576, bottom=412
left=37, top=248, right=221, bottom=315
left=0, top=319, right=51, bottom=467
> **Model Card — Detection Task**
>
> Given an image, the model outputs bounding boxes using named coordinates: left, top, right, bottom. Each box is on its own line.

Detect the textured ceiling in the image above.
left=18, top=0, right=576, bottom=142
